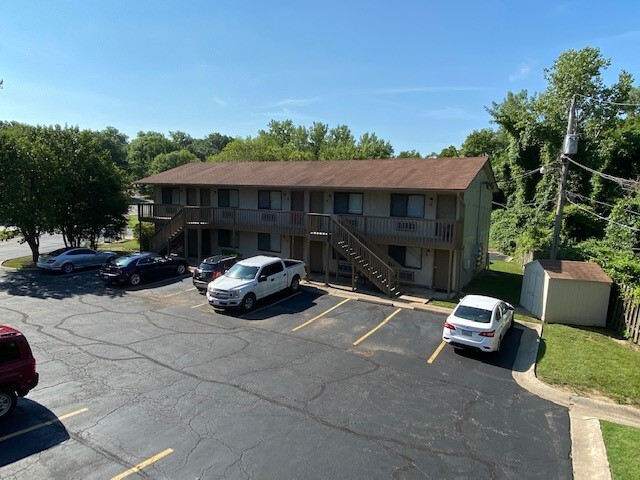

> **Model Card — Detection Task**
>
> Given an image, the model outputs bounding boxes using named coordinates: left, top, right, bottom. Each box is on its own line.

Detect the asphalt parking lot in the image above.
left=0, top=265, right=572, bottom=479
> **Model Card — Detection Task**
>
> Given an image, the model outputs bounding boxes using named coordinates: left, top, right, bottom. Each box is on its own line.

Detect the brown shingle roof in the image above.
left=537, top=260, right=612, bottom=283
left=135, top=157, right=491, bottom=191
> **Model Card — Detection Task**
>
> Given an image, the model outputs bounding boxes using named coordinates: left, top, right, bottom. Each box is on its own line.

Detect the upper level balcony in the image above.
left=139, top=204, right=462, bottom=250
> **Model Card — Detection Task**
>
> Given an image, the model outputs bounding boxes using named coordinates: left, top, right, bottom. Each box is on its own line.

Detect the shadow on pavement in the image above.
left=217, top=287, right=327, bottom=321
left=0, top=399, right=71, bottom=468
left=453, top=326, right=526, bottom=372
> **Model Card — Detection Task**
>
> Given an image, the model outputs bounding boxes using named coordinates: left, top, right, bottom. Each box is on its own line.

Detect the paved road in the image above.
left=0, top=262, right=571, bottom=479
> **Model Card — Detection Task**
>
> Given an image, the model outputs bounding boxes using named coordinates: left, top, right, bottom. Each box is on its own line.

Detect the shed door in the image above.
left=528, top=272, right=543, bottom=318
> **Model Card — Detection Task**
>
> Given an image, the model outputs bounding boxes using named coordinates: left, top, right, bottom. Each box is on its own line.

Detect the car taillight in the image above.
left=479, top=330, right=495, bottom=337
left=213, top=271, right=221, bottom=279
left=444, top=322, right=456, bottom=330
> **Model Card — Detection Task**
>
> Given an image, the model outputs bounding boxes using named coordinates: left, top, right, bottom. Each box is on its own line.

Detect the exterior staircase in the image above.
left=329, top=215, right=402, bottom=297
left=149, top=208, right=185, bottom=254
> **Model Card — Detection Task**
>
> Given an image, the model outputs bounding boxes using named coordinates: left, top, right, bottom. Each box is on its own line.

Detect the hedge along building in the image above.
left=135, top=157, right=497, bottom=297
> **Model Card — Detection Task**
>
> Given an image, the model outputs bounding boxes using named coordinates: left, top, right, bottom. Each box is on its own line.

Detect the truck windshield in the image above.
left=225, top=264, right=259, bottom=280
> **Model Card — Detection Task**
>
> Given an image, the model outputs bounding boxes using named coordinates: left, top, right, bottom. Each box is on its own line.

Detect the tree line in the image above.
left=437, top=47, right=640, bottom=294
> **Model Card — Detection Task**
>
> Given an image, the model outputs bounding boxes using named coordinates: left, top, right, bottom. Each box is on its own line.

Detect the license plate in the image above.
left=461, top=330, right=472, bottom=337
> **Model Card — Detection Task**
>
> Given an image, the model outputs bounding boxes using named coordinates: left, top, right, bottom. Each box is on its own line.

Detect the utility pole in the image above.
left=550, top=95, right=578, bottom=260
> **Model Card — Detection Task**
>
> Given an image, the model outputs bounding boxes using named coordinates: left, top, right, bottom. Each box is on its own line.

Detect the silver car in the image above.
left=36, top=247, right=118, bottom=274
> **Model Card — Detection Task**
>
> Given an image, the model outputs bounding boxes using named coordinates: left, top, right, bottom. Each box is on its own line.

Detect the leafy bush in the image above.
left=133, top=221, right=154, bottom=251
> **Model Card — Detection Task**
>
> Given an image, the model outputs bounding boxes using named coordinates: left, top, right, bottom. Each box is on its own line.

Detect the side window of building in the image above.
left=218, top=229, right=238, bottom=248
left=390, top=194, right=424, bottom=218
left=388, top=245, right=422, bottom=269
left=258, top=190, right=282, bottom=210
left=218, top=189, right=239, bottom=208
left=334, top=192, right=363, bottom=215
left=258, top=233, right=281, bottom=252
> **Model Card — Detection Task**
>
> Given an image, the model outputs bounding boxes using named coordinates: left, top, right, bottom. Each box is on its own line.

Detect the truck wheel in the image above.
left=62, top=262, right=74, bottom=274
left=0, top=388, right=17, bottom=419
left=290, top=275, right=300, bottom=292
left=177, top=264, right=187, bottom=275
left=241, top=293, right=256, bottom=312
left=129, top=273, right=142, bottom=286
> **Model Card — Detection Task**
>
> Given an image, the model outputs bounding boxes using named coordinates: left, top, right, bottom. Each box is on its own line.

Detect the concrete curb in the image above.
left=512, top=322, right=640, bottom=480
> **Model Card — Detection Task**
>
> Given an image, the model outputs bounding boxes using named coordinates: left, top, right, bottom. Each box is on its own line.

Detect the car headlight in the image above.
left=230, top=290, right=241, bottom=298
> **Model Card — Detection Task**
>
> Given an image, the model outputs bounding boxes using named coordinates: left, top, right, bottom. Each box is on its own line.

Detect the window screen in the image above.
left=334, top=192, right=363, bottom=214
left=218, top=189, right=239, bottom=208
left=391, top=194, right=424, bottom=218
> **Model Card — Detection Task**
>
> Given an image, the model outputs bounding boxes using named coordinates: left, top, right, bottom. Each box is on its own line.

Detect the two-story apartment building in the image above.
left=135, top=157, right=497, bottom=297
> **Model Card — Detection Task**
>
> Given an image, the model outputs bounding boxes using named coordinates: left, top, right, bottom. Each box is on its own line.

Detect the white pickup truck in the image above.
left=206, top=255, right=307, bottom=311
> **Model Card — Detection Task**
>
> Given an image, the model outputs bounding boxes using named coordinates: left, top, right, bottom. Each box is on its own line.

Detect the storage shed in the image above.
left=520, top=260, right=612, bottom=326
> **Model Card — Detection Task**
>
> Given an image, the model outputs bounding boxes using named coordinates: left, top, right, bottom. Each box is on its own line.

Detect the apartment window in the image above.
left=388, top=245, right=422, bottom=269
left=258, top=232, right=281, bottom=252
left=390, top=194, right=424, bottom=218
left=161, top=187, right=180, bottom=205
left=334, top=192, right=363, bottom=215
left=258, top=190, right=282, bottom=210
left=218, top=229, right=238, bottom=248
left=218, top=189, right=239, bottom=208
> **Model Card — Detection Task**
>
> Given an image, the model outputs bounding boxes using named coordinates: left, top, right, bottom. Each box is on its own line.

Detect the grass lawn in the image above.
left=537, top=324, right=640, bottom=407
left=101, top=238, right=139, bottom=254
left=601, top=421, right=640, bottom=480
left=2, top=255, right=36, bottom=269
left=427, top=259, right=539, bottom=322
left=127, top=214, right=138, bottom=229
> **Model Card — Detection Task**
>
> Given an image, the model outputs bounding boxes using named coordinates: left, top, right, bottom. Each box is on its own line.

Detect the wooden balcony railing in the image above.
left=139, top=204, right=462, bottom=249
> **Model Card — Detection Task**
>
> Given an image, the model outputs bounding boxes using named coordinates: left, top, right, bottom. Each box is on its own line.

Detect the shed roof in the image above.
left=536, top=260, right=612, bottom=284
left=135, top=157, right=493, bottom=191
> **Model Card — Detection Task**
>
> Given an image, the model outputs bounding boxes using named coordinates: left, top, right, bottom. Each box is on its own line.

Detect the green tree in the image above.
left=356, top=132, right=393, bottom=159
left=96, top=126, right=129, bottom=172
left=189, top=132, right=233, bottom=160
left=397, top=149, right=421, bottom=158
left=150, top=149, right=200, bottom=174
left=438, top=145, right=460, bottom=157
left=46, top=126, right=129, bottom=249
left=0, top=124, right=56, bottom=261
left=128, top=131, right=177, bottom=179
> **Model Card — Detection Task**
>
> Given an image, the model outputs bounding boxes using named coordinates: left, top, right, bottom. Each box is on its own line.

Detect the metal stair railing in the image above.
left=149, top=207, right=185, bottom=253
left=327, top=216, right=401, bottom=297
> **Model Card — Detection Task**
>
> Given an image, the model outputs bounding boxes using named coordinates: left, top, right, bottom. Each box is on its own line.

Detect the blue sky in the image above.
left=1, top=1, right=638, bottom=154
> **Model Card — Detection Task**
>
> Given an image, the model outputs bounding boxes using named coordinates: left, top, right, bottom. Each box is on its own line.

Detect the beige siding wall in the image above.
left=461, top=170, right=493, bottom=287
left=543, top=279, right=611, bottom=326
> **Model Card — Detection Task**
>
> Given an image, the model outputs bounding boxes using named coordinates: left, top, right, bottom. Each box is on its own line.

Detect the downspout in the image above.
left=456, top=192, right=465, bottom=292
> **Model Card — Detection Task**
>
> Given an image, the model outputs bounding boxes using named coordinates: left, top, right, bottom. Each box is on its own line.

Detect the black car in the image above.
left=193, top=255, right=238, bottom=292
left=99, top=252, right=189, bottom=286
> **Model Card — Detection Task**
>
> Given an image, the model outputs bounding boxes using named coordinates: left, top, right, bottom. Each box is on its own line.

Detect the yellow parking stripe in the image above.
left=0, top=407, right=88, bottom=443
left=427, top=341, right=447, bottom=364
left=190, top=302, right=208, bottom=309
left=292, top=298, right=350, bottom=332
left=111, top=448, right=174, bottom=480
left=352, top=308, right=402, bottom=346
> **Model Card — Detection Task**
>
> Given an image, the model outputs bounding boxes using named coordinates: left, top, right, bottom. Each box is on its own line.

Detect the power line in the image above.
left=567, top=191, right=640, bottom=217
left=565, top=197, right=640, bottom=232
left=574, top=93, right=640, bottom=108
left=564, top=156, right=640, bottom=191
left=496, top=166, right=546, bottom=186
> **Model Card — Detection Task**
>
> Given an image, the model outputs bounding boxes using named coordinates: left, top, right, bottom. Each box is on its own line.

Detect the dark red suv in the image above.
left=0, top=325, right=38, bottom=419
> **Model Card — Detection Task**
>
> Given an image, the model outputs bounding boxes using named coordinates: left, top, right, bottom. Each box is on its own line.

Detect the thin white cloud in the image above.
left=253, top=107, right=315, bottom=121
left=212, top=96, right=228, bottom=106
left=509, top=63, right=532, bottom=82
left=357, top=86, right=486, bottom=95
left=420, top=107, right=477, bottom=120
left=266, top=96, right=321, bottom=107
left=595, top=30, right=640, bottom=43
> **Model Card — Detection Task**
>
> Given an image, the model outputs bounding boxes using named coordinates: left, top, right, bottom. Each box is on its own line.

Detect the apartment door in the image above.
left=433, top=249, right=450, bottom=291
left=187, top=188, right=197, bottom=206
left=437, top=195, right=456, bottom=219
left=201, top=229, right=212, bottom=257
left=292, top=236, right=304, bottom=260
left=291, top=190, right=304, bottom=226
left=200, top=188, right=211, bottom=206
left=310, top=191, right=324, bottom=213
left=309, top=241, right=324, bottom=273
